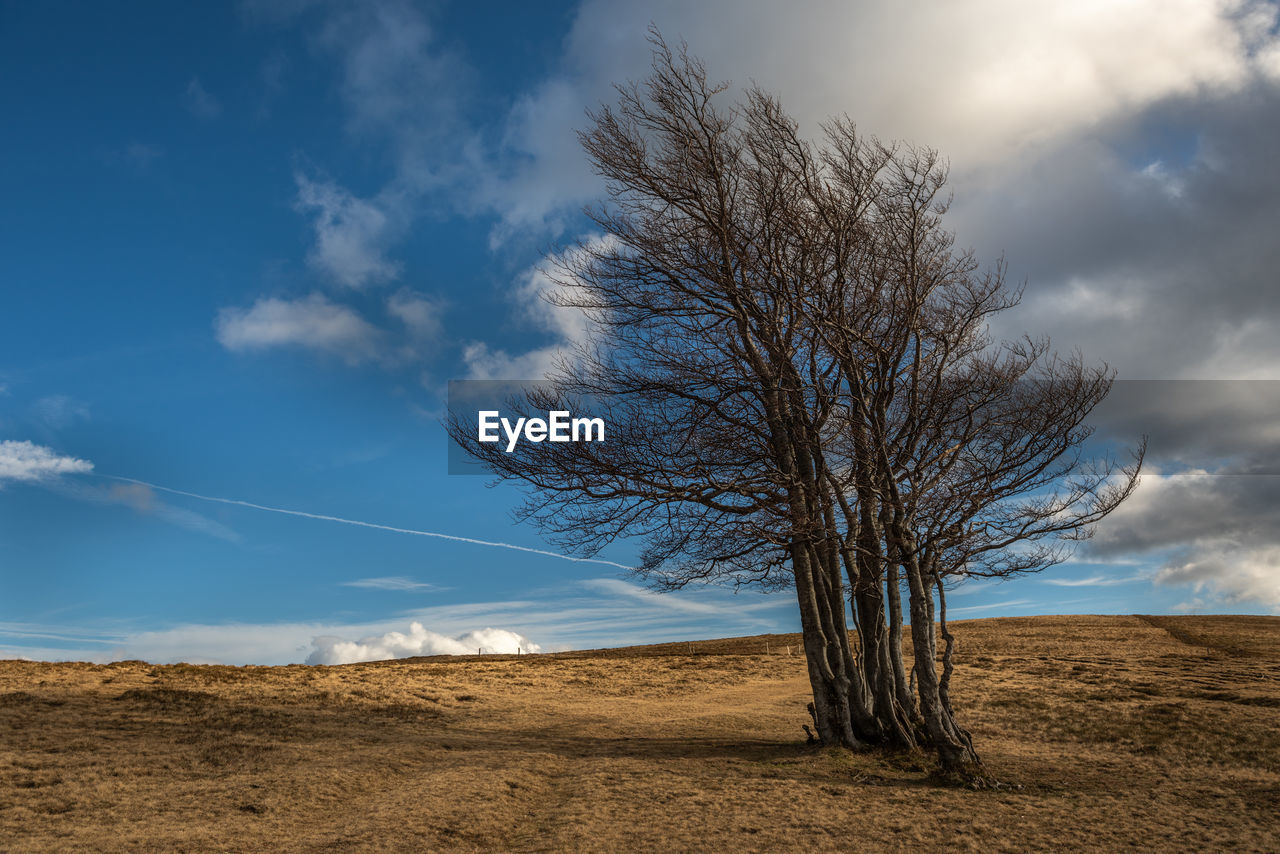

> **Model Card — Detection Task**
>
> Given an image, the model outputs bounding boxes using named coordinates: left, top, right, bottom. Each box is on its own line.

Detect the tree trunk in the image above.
left=885, top=561, right=916, bottom=718
left=895, top=530, right=976, bottom=773
left=790, top=541, right=861, bottom=748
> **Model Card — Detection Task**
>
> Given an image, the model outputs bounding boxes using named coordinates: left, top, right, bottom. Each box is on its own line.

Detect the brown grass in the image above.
left=2, top=615, right=1278, bottom=852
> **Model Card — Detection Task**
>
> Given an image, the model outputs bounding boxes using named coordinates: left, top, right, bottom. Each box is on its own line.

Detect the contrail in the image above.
left=99, top=474, right=635, bottom=570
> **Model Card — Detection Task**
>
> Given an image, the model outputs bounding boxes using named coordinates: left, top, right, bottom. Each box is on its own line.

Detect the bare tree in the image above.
left=450, top=32, right=1142, bottom=776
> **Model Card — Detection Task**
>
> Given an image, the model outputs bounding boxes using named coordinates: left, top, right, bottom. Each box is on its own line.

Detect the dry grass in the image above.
left=2, top=615, right=1278, bottom=852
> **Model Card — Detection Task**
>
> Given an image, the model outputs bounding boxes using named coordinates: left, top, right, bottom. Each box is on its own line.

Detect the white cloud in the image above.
left=260, top=1, right=476, bottom=294
left=579, top=578, right=726, bottom=615
left=213, top=288, right=447, bottom=371
left=248, top=0, right=1280, bottom=387
left=460, top=341, right=565, bottom=382
left=307, top=622, right=539, bottom=664
left=386, top=289, right=440, bottom=338
left=342, top=576, right=438, bottom=591
left=487, top=0, right=1280, bottom=233
left=183, top=77, right=221, bottom=119
left=0, top=440, right=92, bottom=484
left=312, top=0, right=464, bottom=152
left=1156, top=544, right=1280, bottom=608
left=215, top=292, right=385, bottom=364
left=385, top=289, right=443, bottom=368
left=463, top=237, right=610, bottom=380
left=0, top=445, right=236, bottom=538
left=1091, top=472, right=1280, bottom=608
left=475, top=2, right=1280, bottom=386
left=1041, top=574, right=1148, bottom=588
left=295, top=174, right=404, bottom=289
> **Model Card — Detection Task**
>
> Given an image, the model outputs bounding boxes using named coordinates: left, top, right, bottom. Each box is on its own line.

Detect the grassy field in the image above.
left=2, top=614, right=1278, bottom=852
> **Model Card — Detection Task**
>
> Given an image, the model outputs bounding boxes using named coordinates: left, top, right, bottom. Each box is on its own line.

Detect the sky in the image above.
left=1, top=0, right=1278, bottom=665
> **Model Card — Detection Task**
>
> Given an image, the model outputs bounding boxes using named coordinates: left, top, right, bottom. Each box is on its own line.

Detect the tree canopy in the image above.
left=451, top=33, right=1143, bottom=774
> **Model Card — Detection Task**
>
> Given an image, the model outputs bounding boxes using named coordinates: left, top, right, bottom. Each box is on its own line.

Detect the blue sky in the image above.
left=2, top=0, right=1278, bottom=664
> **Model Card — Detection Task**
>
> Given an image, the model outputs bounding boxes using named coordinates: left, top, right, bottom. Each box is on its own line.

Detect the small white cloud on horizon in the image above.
left=215, top=292, right=385, bottom=365
left=307, top=622, right=539, bottom=665
left=0, top=440, right=93, bottom=484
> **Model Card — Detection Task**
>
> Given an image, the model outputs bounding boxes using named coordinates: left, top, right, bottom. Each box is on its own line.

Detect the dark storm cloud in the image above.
left=1090, top=380, right=1280, bottom=473
left=966, top=87, right=1280, bottom=381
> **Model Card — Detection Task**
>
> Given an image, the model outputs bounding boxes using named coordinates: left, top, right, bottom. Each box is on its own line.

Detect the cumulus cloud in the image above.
left=214, top=287, right=445, bottom=371
left=306, top=622, right=539, bottom=664
left=0, top=440, right=93, bottom=484
left=294, top=175, right=404, bottom=289
left=215, top=292, right=386, bottom=364
left=964, top=99, right=1280, bottom=380
left=0, top=440, right=92, bottom=486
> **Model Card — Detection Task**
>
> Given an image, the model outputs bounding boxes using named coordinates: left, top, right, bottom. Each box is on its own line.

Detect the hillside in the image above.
left=2, top=615, right=1277, bottom=851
